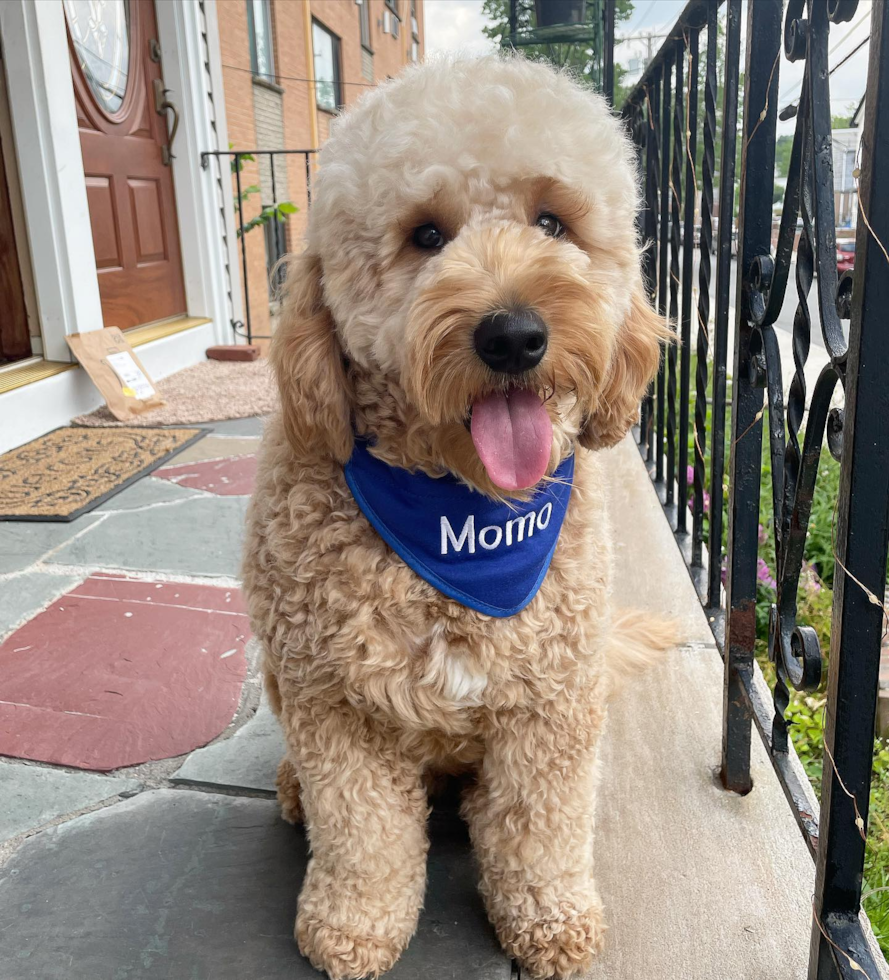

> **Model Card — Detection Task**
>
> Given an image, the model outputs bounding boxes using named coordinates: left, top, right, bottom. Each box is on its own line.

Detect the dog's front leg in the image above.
left=464, top=697, right=606, bottom=979
left=283, top=700, right=429, bottom=980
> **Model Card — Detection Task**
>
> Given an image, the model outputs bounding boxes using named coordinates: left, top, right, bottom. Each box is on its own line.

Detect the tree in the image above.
left=774, top=135, right=793, bottom=179
left=831, top=103, right=857, bottom=129
left=482, top=0, right=634, bottom=96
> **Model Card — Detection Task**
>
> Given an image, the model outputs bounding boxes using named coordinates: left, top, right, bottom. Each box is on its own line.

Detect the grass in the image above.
left=679, top=354, right=889, bottom=955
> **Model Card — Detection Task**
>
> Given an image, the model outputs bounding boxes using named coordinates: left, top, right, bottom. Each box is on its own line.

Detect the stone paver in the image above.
left=0, top=789, right=510, bottom=980
left=172, top=698, right=284, bottom=793
left=96, top=475, right=203, bottom=512
left=0, top=570, right=81, bottom=640
left=0, top=575, right=249, bottom=770
left=204, top=416, right=266, bottom=437
left=160, top=434, right=259, bottom=465
left=154, top=454, right=258, bottom=496
left=0, top=761, right=141, bottom=843
left=50, top=495, right=250, bottom=577
left=0, top=517, right=101, bottom=574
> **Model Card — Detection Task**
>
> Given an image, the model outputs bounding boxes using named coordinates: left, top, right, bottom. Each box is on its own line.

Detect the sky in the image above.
left=423, top=0, right=873, bottom=135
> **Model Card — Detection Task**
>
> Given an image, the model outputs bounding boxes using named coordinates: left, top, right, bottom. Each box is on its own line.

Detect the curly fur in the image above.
left=243, top=54, right=675, bottom=979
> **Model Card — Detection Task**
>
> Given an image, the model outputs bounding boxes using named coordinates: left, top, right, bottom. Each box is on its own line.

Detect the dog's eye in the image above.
left=536, top=213, right=564, bottom=238
left=412, top=223, right=446, bottom=250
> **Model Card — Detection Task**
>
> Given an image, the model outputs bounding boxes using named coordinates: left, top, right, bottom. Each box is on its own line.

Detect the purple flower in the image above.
left=758, top=523, right=768, bottom=545
left=686, top=465, right=710, bottom=514
left=757, top=557, right=776, bottom=590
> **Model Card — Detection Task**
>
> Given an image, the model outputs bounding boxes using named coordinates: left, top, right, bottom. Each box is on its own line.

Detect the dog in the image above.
left=242, top=55, right=674, bottom=980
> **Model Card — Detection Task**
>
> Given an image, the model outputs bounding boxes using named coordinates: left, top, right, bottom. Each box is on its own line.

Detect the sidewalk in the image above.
left=0, top=425, right=828, bottom=979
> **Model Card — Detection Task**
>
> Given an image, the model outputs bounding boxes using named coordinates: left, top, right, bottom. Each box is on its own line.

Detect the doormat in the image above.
left=72, top=358, right=277, bottom=427
left=0, top=427, right=206, bottom=522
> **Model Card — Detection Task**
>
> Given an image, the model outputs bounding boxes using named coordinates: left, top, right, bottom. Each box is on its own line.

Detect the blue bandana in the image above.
left=343, top=440, right=574, bottom=617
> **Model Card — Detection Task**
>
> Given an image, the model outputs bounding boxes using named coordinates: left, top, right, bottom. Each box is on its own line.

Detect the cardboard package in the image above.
left=67, top=327, right=165, bottom=420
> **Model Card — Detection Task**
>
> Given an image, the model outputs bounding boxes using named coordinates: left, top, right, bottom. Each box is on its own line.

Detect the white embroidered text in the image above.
left=440, top=502, right=553, bottom=556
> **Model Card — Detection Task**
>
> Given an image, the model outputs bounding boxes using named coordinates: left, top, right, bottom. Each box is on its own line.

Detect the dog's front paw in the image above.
left=498, top=902, right=606, bottom=979
left=296, top=915, right=404, bottom=979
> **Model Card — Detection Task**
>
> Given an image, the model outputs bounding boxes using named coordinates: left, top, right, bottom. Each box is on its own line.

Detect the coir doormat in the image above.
left=0, top=426, right=206, bottom=522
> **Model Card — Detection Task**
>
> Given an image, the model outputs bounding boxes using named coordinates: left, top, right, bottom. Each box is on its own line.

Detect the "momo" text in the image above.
left=440, top=503, right=553, bottom=556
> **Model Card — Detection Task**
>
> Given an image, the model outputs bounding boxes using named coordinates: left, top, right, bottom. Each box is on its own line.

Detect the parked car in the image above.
left=697, top=217, right=738, bottom=256
left=837, top=240, right=856, bottom=274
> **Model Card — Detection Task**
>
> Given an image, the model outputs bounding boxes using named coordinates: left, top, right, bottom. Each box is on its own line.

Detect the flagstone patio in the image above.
left=0, top=420, right=829, bottom=980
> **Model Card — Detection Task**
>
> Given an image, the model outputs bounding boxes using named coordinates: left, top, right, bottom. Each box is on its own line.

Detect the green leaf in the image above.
left=277, top=201, right=298, bottom=214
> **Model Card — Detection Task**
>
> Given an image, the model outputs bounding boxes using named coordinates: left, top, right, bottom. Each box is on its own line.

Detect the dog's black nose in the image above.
left=473, top=310, right=548, bottom=374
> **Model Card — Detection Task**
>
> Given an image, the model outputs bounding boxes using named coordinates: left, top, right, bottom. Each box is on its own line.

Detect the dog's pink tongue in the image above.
left=470, top=389, right=553, bottom=491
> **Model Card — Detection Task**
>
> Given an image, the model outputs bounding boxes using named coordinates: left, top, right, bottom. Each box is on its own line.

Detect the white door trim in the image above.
left=154, top=0, right=243, bottom=346
left=0, top=0, right=103, bottom=361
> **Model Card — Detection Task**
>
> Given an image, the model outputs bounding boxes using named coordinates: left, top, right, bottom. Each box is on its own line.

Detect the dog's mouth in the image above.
left=467, top=388, right=553, bottom=492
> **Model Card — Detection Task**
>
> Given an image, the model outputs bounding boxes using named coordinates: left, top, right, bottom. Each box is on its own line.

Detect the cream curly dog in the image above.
left=243, top=55, right=673, bottom=979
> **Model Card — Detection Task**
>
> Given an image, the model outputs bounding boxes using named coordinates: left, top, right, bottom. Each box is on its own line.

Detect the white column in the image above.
left=0, top=0, right=103, bottom=361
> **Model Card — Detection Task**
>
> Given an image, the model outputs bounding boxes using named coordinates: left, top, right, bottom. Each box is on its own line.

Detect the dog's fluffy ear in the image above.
left=270, top=251, right=353, bottom=463
left=580, top=286, right=672, bottom=451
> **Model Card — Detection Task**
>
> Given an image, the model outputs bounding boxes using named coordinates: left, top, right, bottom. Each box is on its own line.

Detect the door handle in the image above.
left=152, top=77, right=179, bottom=165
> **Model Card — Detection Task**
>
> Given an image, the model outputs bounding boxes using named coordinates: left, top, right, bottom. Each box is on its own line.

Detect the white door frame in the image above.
left=154, top=0, right=244, bottom=344
left=0, top=0, right=103, bottom=361
left=0, top=0, right=239, bottom=361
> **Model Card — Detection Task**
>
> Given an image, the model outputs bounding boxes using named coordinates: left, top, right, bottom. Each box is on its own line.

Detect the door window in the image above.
left=64, top=0, right=130, bottom=115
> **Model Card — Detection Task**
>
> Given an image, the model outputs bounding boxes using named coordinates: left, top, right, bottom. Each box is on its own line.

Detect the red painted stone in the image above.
left=153, top=455, right=257, bottom=496
left=0, top=575, right=249, bottom=771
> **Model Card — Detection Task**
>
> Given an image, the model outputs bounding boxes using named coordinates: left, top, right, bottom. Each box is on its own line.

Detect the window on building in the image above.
left=358, top=0, right=372, bottom=51
left=385, top=0, right=400, bottom=37
left=313, top=21, right=342, bottom=113
left=247, top=0, right=274, bottom=81
left=411, top=0, right=420, bottom=39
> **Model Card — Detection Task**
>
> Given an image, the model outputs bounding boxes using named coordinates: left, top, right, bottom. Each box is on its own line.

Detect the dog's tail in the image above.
left=603, top=608, right=679, bottom=695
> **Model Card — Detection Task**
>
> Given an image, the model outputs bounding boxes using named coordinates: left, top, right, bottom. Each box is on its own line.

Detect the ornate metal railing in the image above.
left=621, top=1, right=889, bottom=976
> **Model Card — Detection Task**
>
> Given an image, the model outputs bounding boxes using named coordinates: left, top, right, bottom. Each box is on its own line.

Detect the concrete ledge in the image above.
left=585, top=437, right=815, bottom=979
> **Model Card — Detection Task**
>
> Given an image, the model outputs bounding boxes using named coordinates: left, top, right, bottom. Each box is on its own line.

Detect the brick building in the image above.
left=217, top=0, right=425, bottom=340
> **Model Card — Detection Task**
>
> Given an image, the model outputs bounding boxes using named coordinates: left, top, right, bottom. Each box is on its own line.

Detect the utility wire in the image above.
left=632, top=0, right=660, bottom=31
left=779, top=10, right=871, bottom=107
left=222, top=62, right=377, bottom=88
left=778, top=34, right=869, bottom=117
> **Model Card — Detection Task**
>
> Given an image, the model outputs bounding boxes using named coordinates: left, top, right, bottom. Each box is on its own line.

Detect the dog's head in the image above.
left=273, top=56, right=669, bottom=495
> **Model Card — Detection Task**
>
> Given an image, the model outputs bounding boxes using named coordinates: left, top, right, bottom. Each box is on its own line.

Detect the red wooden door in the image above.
left=0, top=127, right=29, bottom=364
left=66, top=0, right=186, bottom=330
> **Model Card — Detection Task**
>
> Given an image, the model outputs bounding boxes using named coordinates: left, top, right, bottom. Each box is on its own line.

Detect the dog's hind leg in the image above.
left=265, top=670, right=304, bottom=824
left=276, top=757, right=303, bottom=824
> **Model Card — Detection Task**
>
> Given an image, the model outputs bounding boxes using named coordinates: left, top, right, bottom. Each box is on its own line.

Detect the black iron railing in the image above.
left=201, top=148, right=316, bottom=343
left=621, top=1, right=889, bottom=977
